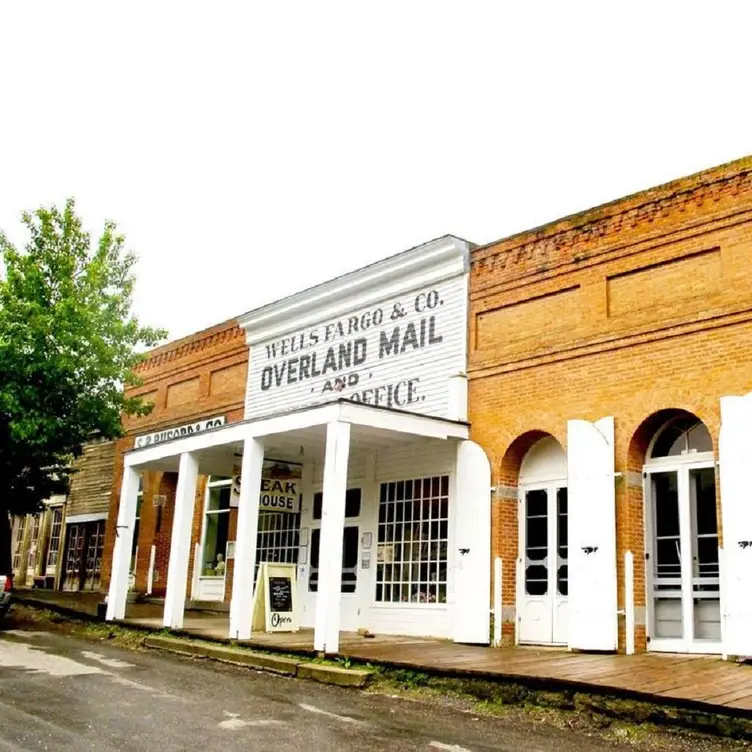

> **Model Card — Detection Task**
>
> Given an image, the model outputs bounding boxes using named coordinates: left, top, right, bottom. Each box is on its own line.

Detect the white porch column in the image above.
left=229, top=436, right=264, bottom=640
left=163, top=452, right=199, bottom=629
left=314, top=420, right=351, bottom=654
left=106, top=466, right=140, bottom=621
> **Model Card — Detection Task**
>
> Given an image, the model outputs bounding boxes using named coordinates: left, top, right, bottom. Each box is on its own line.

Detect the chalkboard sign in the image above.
left=268, top=576, right=293, bottom=613
left=251, top=562, right=299, bottom=633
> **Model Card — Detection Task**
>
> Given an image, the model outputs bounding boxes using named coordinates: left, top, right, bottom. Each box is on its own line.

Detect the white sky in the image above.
left=2, top=2, right=751, bottom=342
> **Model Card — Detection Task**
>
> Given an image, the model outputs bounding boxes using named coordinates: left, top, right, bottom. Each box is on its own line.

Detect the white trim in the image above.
left=643, top=459, right=721, bottom=653
left=124, top=401, right=469, bottom=469
left=65, top=512, right=107, bottom=524
left=237, top=236, right=470, bottom=345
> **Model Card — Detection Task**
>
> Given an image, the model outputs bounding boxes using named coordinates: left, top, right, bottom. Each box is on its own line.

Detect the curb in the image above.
left=13, top=597, right=752, bottom=740
left=143, top=635, right=372, bottom=688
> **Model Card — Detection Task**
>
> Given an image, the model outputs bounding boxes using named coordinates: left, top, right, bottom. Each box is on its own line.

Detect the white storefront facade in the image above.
left=106, top=236, right=492, bottom=652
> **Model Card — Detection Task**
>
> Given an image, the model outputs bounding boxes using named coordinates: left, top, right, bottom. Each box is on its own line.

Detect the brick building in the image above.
left=469, top=155, right=752, bottom=657
left=101, top=319, right=248, bottom=599
left=101, top=155, right=752, bottom=661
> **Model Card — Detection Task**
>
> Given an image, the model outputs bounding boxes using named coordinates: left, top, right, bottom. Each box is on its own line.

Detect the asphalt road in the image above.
left=0, top=623, right=740, bottom=752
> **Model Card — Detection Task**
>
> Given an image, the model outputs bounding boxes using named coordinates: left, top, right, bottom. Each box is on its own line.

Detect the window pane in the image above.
left=375, top=476, right=449, bottom=604
left=203, top=512, right=230, bottom=575
left=313, top=488, right=361, bottom=520
left=308, top=526, right=358, bottom=594
left=525, top=489, right=548, bottom=596
left=254, top=511, right=300, bottom=586
left=313, top=493, right=323, bottom=521
left=653, top=473, right=679, bottom=538
left=207, top=485, right=231, bottom=512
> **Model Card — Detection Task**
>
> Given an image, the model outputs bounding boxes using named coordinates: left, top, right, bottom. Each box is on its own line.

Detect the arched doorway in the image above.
left=518, top=436, right=568, bottom=646
left=643, top=414, right=720, bottom=653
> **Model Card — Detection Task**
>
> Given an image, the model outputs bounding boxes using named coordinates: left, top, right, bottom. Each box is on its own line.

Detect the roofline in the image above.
left=473, top=154, right=752, bottom=258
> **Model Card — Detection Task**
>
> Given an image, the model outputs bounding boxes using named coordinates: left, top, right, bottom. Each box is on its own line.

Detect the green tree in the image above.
left=0, top=198, right=166, bottom=575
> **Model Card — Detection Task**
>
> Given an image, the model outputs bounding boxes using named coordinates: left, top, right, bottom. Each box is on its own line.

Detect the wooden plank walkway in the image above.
left=124, top=609, right=752, bottom=716
left=17, top=593, right=752, bottom=718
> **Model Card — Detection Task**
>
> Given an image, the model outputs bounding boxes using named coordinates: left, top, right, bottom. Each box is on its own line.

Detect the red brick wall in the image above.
left=469, top=155, right=752, bottom=650
left=101, top=319, right=248, bottom=595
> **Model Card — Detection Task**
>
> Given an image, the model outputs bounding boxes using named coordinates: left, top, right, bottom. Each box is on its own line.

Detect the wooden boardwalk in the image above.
left=124, top=610, right=752, bottom=716
left=16, top=592, right=752, bottom=717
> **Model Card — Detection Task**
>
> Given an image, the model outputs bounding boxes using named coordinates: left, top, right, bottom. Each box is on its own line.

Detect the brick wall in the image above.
left=468, top=155, right=752, bottom=650
left=101, top=318, right=248, bottom=595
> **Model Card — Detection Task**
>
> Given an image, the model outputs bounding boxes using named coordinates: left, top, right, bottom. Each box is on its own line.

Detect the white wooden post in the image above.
left=719, top=546, right=728, bottom=661
left=229, top=436, right=264, bottom=640
left=314, top=420, right=351, bottom=654
left=106, top=466, right=141, bottom=620
left=163, top=452, right=199, bottom=629
left=515, top=557, right=522, bottom=645
left=493, top=556, right=502, bottom=647
left=147, top=545, right=156, bottom=596
left=625, top=551, right=635, bottom=655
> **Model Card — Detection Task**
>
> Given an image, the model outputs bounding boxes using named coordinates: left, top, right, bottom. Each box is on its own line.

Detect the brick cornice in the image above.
left=471, top=158, right=752, bottom=291
left=134, top=323, right=244, bottom=374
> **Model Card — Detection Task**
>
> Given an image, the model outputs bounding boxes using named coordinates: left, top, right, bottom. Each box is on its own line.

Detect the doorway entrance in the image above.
left=518, top=437, right=568, bottom=646
left=304, top=487, right=363, bottom=631
left=62, top=520, right=106, bottom=592
left=644, top=416, right=720, bottom=653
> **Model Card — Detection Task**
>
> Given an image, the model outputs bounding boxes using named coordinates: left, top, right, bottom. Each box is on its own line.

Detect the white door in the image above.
left=453, top=441, right=492, bottom=644
left=567, top=417, right=617, bottom=652
left=719, top=392, right=752, bottom=658
left=518, top=483, right=569, bottom=645
left=646, top=462, right=721, bottom=653
left=304, top=487, right=363, bottom=631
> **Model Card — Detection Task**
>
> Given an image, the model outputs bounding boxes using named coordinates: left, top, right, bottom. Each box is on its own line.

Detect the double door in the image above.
left=62, top=521, right=105, bottom=592
left=518, top=484, right=569, bottom=645
left=646, top=463, right=721, bottom=652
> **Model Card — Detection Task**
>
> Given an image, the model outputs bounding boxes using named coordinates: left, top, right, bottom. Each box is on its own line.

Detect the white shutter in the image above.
left=452, top=440, right=491, bottom=644
left=566, top=416, right=618, bottom=651
left=719, top=393, right=752, bottom=658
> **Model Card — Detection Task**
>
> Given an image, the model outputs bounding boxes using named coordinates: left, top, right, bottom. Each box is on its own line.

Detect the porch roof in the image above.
left=124, top=399, right=469, bottom=473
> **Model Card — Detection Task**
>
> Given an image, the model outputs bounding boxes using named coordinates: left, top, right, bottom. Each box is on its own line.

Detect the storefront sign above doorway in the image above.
left=134, top=415, right=227, bottom=449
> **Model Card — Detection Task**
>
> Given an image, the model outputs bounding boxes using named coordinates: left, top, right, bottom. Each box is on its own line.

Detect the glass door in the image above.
left=305, top=488, right=363, bottom=631
left=688, top=467, right=721, bottom=643
left=646, top=463, right=720, bottom=652
left=518, top=484, right=568, bottom=645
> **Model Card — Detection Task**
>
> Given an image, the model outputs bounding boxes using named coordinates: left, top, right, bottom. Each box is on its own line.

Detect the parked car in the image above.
left=0, top=573, right=12, bottom=617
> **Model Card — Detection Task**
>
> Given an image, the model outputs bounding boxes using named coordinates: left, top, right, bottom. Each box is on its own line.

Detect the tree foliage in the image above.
left=0, top=198, right=166, bottom=572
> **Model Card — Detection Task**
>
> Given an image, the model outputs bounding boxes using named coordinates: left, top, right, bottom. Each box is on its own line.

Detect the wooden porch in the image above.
left=123, top=608, right=752, bottom=715
left=13, top=591, right=752, bottom=716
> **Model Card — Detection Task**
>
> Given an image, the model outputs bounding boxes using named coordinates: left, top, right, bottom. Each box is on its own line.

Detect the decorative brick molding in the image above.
left=135, top=322, right=244, bottom=374
left=471, top=159, right=752, bottom=291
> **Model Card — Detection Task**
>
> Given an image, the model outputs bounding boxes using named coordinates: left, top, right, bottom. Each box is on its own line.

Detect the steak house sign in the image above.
left=247, top=278, right=464, bottom=419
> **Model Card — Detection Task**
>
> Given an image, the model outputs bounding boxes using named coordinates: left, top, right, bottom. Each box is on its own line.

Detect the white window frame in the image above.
left=129, top=476, right=143, bottom=587
left=11, top=515, right=27, bottom=572
left=196, top=476, right=232, bottom=601
left=374, top=475, right=450, bottom=607
left=45, top=506, right=65, bottom=575
left=643, top=416, right=719, bottom=654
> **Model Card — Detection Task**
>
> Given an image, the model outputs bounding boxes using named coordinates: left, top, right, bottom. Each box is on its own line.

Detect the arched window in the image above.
left=650, top=416, right=713, bottom=459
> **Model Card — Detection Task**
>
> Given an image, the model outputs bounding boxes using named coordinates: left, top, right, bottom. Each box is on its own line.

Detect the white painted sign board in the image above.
left=134, top=415, right=226, bottom=449
left=245, top=277, right=467, bottom=420
left=231, top=460, right=302, bottom=514
left=252, top=562, right=299, bottom=633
